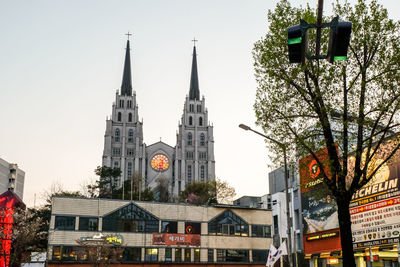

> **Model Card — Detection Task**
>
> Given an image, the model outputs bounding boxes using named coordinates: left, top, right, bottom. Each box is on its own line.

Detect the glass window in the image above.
left=112, top=147, right=121, bottom=156
left=194, top=249, right=200, bottom=262
left=161, top=221, right=177, bottom=233
left=185, top=222, right=201, bottom=234
left=208, top=249, right=214, bottom=262
left=199, top=117, right=203, bottom=126
left=251, top=225, right=272, bottom=237
left=115, top=128, right=120, bottom=142
left=184, top=248, right=191, bottom=262
left=200, top=165, right=205, bottom=181
left=145, top=248, right=158, bottom=261
left=200, top=133, right=205, bottom=146
left=187, top=132, right=192, bottom=146
left=208, top=210, right=249, bottom=236
left=123, top=247, right=141, bottom=261
left=119, top=100, right=124, bottom=108
left=55, top=216, right=75, bottom=230
left=252, top=250, right=268, bottom=263
left=165, top=248, right=172, bottom=262
left=128, top=113, right=132, bottom=122
left=187, top=165, right=192, bottom=184
left=217, top=249, right=249, bottom=262
left=114, top=161, right=119, bottom=168
left=118, top=112, right=122, bottom=121
left=273, top=215, right=279, bottom=235
left=189, top=116, right=193, bottom=125
left=127, top=148, right=134, bottom=156
left=128, top=129, right=134, bottom=142
left=189, top=104, right=194, bottom=112
left=175, top=248, right=182, bottom=262
left=102, top=203, right=159, bottom=233
left=79, top=217, right=98, bottom=231
left=127, top=162, right=132, bottom=178
left=197, top=105, right=201, bottom=112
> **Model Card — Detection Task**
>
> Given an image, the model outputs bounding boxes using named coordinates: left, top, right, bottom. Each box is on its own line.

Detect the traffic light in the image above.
left=287, top=20, right=308, bottom=64
left=328, top=18, right=352, bottom=63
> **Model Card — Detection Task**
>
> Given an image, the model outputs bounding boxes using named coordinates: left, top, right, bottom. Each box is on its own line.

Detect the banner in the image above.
left=350, top=148, right=400, bottom=248
left=152, top=233, right=201, bottom=246
left=266, top=242, right=287, bottom=267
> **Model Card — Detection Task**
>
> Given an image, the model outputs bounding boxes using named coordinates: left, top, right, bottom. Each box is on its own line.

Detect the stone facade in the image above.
left=102, top=40, right=215, bottom=198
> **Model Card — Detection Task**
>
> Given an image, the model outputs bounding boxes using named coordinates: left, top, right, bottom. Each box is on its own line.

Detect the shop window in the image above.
left=145, top=248, right=158, bottom=261
left=184, top=248, right=191, bottom=262
left=123, top=247, right=141, bottom=261
left=208, top=249, right=214, bottom=262
left=55, top=216, right=75, bottom=230
left=102, top=203, right=159, bottom=233
left=161, top=221, right=177, bottom=233
left=194, top=249, right=200, bottom=262
left=175, top=248, right=182, bottom=262
left=79, top=217, right=98, bottom=231
left=185, top=222, right=201, bottom=234
left=251, top=225, right=271, bottom=237
left=252, top=250, right=268, bottom=263
left=165, top=248, right=172, bottom=262
left=217, top=249, right=249, bottom=262
left=208, top=210, right=249, bottom=236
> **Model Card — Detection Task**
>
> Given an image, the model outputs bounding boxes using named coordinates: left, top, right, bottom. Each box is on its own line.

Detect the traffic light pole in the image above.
left=315, top=0, right=324, bottom=60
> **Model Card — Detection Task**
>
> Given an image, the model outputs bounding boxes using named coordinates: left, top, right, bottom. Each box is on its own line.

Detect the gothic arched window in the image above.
left=199, top=117, right=203, bottom=126
left=187, top=133, right=192, bottom=146
left=200, top=133, right=205, bottom=146
left=128, top=129, right=134, bottom=142
left=117, top=112, right=122, bottom=122
left=128, top=113, right=132, bottom=122
left=189, top=116, right=193, bottom=125
left=115, top=128, right=120, bottom=142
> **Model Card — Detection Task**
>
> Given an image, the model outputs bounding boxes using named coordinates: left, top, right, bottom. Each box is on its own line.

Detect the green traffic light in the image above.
left=334, top=56, right=347, bottom=61
left=288, top=37, right=302, bottom=45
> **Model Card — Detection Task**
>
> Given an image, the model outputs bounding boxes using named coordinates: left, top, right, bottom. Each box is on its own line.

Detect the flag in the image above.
left=266, top=243, right=277, bottom=267
left=266, top=241, right=288, bottom=266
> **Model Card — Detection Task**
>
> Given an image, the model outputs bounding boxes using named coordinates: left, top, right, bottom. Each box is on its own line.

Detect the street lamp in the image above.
left=239, top=123, right=293, bottom=267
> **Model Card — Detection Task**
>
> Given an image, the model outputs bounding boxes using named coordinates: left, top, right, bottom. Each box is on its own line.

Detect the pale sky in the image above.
left=0, top=0, right=398, bottom=207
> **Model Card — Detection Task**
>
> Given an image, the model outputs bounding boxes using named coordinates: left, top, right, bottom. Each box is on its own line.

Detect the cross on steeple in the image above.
left=192, top=37, right=198, bottom=47
left=126, top=31, right=132, bottom=41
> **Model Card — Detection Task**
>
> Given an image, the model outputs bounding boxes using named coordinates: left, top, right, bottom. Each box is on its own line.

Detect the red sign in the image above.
left=152, top=233, right=200, bottom=247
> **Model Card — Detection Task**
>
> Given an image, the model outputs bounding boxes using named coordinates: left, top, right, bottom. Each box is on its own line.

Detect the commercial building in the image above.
left=0, top=157, right=24, bottom=199
left=102, top=39, right=215, bottom=198
left=47, top=196, right=273, bottom=266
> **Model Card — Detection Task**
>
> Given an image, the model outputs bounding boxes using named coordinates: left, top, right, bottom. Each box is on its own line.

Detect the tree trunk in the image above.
left=337, top=196, right=356, bottom=267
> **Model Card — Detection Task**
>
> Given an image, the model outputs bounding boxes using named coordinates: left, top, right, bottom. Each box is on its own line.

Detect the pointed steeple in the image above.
left=189, top=42, right=200, bottom=100
left=121, top=39, right=133, bottom=96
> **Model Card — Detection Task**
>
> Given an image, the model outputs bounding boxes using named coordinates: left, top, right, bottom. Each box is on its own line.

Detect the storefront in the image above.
left=48, top=197, right=273, bottom=266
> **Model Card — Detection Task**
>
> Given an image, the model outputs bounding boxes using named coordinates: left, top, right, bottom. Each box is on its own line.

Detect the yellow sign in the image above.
left=328, top=258, right=339, bottom=264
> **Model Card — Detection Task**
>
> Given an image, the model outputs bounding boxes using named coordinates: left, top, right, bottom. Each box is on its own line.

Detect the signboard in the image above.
left=300, top=146, right=342, bottom=254
left=80, top=234, right=123, bottom=245
left=350, top=148, right=400, bottom=248
left=152, top=233, right=201, bottom=247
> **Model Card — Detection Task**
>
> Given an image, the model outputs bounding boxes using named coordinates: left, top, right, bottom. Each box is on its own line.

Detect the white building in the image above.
left=102, top=40, right=216, bottom=198
left=0, top=157, right=24, bottom=199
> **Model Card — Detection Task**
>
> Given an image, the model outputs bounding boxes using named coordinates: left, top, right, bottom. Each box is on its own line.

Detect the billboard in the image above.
left=299, top=146, right=342, bottom=254
left=350, top=147, right=400, bottom=248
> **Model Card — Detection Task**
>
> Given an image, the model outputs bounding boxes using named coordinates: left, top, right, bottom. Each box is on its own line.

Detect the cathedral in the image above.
left=102, top=39, right=216, bottom=198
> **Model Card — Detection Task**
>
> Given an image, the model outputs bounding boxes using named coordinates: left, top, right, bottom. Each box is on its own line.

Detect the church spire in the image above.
left=121, top=34, right=133, bottom=96
left=189, top=39, right=200, bottom=100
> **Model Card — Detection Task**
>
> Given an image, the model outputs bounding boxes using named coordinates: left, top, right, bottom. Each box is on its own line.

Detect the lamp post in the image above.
left=239, top=124, right=293, bottom=267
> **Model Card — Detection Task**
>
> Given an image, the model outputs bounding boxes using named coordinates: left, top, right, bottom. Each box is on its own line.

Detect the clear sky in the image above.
left=0, top=0, right=398, bottom=207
